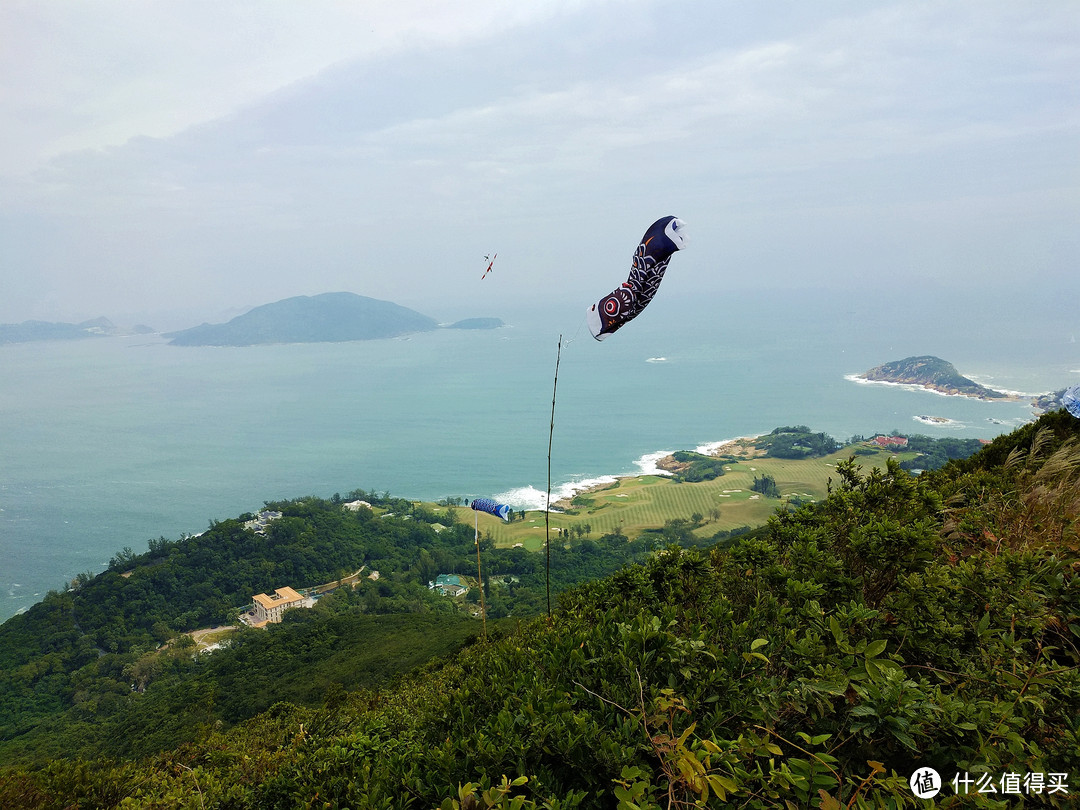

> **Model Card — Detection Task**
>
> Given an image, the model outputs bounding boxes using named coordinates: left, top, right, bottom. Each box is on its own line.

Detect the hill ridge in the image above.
left=165, top=291, right=439, bottom=346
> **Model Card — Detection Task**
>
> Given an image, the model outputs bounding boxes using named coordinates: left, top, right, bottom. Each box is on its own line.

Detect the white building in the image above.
left=244, top=510, right=283, bottom=535
left=250, top=586, right=305, bottom=625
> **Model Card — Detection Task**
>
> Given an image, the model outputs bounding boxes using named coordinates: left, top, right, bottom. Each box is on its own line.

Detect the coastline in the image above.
left=845, top=373, right=1032, bottom=402
left=494, top=435, right=766, bottom=512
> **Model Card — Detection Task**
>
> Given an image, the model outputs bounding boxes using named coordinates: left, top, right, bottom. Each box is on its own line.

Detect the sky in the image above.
left=1, top=0, right=1077, bottom=329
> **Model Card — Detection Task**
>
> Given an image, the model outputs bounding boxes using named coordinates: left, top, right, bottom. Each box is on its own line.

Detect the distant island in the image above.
left=0, top=317, right=154, bottom=345
left=444, top=317, right=504, bottom=330
left=165, top=292, right=504, bottom=346
left=857, top=355, right=1018, bottom=401
left=165, top=293, right=436, bottom=346
left=3, top=294, right=504, bottom=348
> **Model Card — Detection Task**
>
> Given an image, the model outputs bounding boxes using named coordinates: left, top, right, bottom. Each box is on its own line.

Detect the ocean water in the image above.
left=2, top=288, right=1076, bottom=621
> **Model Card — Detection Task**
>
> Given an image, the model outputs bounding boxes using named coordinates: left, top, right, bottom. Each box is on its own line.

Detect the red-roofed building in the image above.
left=872, top=436, right=908, bottom=448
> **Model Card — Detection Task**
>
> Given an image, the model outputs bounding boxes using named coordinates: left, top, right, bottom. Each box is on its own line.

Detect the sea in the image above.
left=2, top=287, right=1077, bottom=622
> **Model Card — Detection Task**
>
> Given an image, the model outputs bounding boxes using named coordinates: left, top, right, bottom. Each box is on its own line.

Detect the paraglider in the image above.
left=1063, top=384, right=1080, bottom=419
left=470, top=497, right=511, bottom=522
left=586, top=216, right=688, bottom=340
left=481, top=253, right=497, bottom=280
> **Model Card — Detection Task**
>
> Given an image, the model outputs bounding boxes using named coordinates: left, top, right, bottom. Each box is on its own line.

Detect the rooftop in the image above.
left=252, top=586, right=303, bottom=609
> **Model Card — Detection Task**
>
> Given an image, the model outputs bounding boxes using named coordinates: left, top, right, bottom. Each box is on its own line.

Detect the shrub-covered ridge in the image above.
left=3, top=411, right=1079, bottom=808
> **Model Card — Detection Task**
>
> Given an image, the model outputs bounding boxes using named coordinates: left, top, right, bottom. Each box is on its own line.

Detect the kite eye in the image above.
left=666, top=217, right=689, bottom=250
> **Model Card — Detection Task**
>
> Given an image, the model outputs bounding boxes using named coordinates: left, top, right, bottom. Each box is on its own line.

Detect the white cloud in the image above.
left=0, top=0, right=599, bottom=174
left=1, top=1, right=1077, bottom=322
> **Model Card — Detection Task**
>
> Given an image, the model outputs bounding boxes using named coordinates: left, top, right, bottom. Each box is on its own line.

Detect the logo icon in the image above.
left=910, top=767, right=942, bottom=798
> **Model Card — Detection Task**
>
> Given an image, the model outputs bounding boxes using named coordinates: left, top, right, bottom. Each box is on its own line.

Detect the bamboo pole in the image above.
left=475, top=508, right=486, bottom=640
left=546, top=334, right=562, bottom=620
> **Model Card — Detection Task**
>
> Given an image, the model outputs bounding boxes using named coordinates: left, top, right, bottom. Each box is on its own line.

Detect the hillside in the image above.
left=0, top=299, right=502, bottom=348
left=0, top=317, right=130, bottom=344
left=859, top=355, right=1014, bottom=400
left=2, top=410, right=1078, bottom=807
left=165, top=292, right=439, bottom=346
left=0, top=490, right=660, bottom=765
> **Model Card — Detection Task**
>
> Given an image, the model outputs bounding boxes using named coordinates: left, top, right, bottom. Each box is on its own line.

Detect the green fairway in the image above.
left=456, top=444, right=914, bottom=547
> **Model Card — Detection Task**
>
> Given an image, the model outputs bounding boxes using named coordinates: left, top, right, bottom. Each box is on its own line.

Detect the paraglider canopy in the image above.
left=471, top=497, right=511, bottom=522
left=1063, top=384, right=1080, bottom=419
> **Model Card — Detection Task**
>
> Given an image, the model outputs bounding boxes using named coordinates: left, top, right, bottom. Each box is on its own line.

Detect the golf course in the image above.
left=467, top=438, right=925, bottom=551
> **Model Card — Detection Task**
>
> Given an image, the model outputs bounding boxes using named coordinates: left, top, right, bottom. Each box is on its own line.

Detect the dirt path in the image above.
left=189, top=625, right=236, bottom=650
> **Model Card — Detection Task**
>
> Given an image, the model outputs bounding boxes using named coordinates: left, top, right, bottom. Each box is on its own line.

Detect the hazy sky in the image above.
left=2, top=0, right=1077, bottom=327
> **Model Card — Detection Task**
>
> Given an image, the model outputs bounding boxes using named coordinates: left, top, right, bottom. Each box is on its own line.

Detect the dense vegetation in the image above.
left=754, top=426, right=841, bottom=459
left=899, top=435, right=987, bottom=472
left=0, top=492, right=655, bottom=764
left=668, top=451, right=730, bottom=482
left=2, top=411, right=1077, bottom=808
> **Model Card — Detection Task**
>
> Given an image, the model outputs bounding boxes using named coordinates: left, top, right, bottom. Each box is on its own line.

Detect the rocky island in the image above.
left=165, top=292, right=503, bottom=346
left=857, top=355, right=1020, bottom=401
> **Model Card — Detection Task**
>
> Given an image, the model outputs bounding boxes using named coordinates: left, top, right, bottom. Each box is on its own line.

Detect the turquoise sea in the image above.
left=2, top=287, right=1076, bottom=621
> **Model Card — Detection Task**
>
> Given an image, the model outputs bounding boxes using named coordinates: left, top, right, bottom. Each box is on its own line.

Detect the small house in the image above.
left=429, top=574, right=467, bottom=597
left=244, top=510, right=283, bottom=535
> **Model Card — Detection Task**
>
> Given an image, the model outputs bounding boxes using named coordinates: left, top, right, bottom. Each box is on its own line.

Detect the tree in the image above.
left=417, top=549, right=437, bottom=586
left=755, top=427, right=840, bottom=459
left=751, top=474, right=780, bottom=498
left=108, top=547, right=137, bottom=571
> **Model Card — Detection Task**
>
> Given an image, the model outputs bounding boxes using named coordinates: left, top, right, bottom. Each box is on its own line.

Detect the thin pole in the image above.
left=475, top=509, right=486, bottom=640
left=546, top=334, right=562, bottom=620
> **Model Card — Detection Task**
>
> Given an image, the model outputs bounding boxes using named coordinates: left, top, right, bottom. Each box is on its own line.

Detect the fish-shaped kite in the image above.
left=586, top=216, right=688, bottom=340
left=481, top=253, right=497, bottom=280
left=471, top=497, right=511, bottom=522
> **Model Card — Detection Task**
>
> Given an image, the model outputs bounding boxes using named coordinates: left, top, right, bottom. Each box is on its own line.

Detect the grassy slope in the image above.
left=470, top=446, right=909, bottom=549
